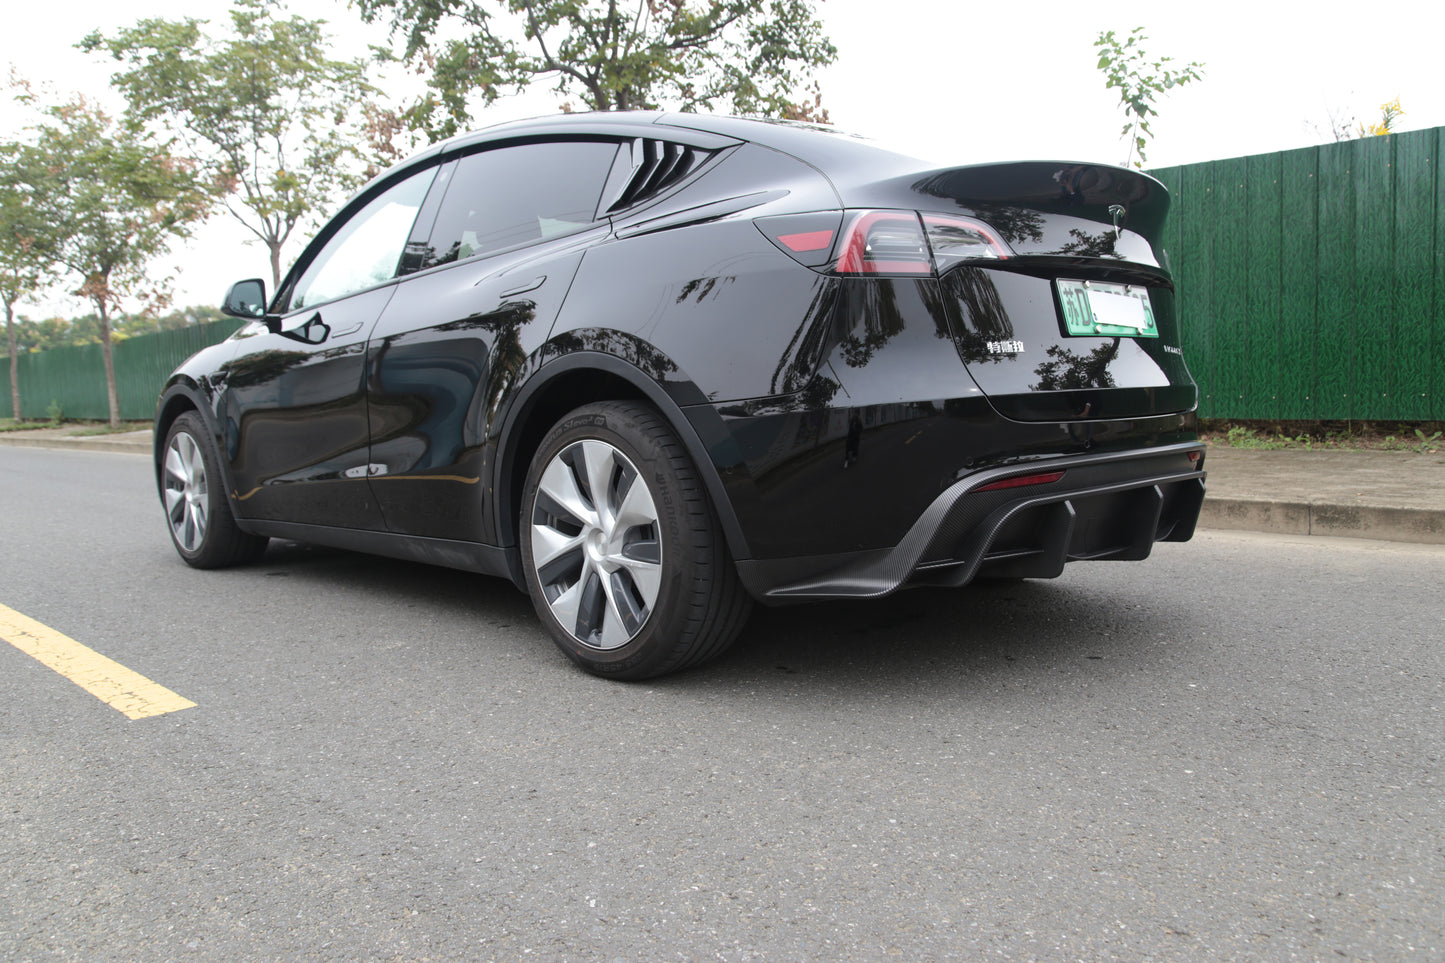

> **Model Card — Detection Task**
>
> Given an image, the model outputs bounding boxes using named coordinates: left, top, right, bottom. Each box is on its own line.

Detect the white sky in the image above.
left=4, top=0, right=1440, bottom=317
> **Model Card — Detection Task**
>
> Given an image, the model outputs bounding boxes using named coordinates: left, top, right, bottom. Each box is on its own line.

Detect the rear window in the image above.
left=419, top=140, right=619, bottom=269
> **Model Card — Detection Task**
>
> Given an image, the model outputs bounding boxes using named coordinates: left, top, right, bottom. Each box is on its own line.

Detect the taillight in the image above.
left=835, top=211, right=933, bottom=275
left=757, top=209, right=1012, bottom=275
left=755, top=211, right=844, bottom=267
left=921, top=213, right=1011, bottom=271
left=833, top=210, right=1012, bottom=276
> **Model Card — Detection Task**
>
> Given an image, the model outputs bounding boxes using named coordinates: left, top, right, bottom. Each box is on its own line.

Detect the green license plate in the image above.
left=1056, top=279, right=1158, bottom=337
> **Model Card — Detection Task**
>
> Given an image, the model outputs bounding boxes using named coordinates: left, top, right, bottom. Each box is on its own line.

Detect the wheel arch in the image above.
left=494, top=352, right=753, bottom=581
left=153, top=381, right=209, bottom=491
left=153, top=380, right=248, bottom=524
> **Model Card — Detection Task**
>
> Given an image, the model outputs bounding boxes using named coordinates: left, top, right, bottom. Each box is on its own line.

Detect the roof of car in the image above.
left=430, top=110, right=929, bottom=173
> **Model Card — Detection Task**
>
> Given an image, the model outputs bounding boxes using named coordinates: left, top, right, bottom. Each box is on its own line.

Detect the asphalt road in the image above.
left=2, top=446, right=1442, bottom=962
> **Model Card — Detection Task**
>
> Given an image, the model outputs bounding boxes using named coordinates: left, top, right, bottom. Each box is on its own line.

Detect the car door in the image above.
left=363, top=138, right=622, bottom=543
left=219, top=166, right=437, bottom=529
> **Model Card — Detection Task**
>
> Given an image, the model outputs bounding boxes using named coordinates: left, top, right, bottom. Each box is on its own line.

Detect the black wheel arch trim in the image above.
left=493, top=350, right=755, bottom=565
left=153, top=379, right=273, bottom=540
left=154, top=381, right=219, bottom=490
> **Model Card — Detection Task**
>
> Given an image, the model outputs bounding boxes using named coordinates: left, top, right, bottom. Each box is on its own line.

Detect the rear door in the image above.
left=364, top=138, right=622, bottom=544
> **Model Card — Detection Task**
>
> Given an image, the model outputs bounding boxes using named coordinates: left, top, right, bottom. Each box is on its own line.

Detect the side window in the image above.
left=420, top=141, right=618, bottom=270
left=290, top=169, right=436, bottom=310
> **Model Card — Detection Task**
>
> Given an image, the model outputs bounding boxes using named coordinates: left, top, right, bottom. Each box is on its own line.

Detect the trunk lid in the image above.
left=885, top=162, right=1195, bottom=423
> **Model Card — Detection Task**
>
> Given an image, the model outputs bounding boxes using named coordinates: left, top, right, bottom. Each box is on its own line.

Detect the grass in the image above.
left=69, top=424, right=151, bottom=436
left=1201, top=420, right=1444, bottom=453
left=0, top=418, right=149, bottom=434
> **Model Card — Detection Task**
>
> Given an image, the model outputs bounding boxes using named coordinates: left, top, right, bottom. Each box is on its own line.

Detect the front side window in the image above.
left=419, top=140, right=618, bottom=270
left=290, top=169, right=436, bottom=310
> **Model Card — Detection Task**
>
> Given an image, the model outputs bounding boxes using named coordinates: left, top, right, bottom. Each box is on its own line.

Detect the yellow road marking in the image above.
left=0, top=603, right=196, bottom=720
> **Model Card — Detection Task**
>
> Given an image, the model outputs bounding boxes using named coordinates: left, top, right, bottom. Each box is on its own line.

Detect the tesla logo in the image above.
left=1108, top=204, right=1127, bottom=239
left=987, top=340, right=1025, bottom=355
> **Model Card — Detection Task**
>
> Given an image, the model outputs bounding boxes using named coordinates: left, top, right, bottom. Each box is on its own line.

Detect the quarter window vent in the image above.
left=607, top=140, right=708, bottom=212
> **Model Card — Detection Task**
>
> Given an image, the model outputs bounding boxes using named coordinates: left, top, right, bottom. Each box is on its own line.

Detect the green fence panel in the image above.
left=1314, top=138, right=1361, bottom=418
left=1278, top=147, right=1320, bottom=420
left=1356, top=135, right=1397, bottom=418
left=1393, top=127, right=1438, bottom=419
left=1436, top=127, right=1445, bottom=420
left=1152, top=124, right=1444, bottom=421
left=2, top=318, right=243, bottom=421
left=1244, top=151, right=1284, bottom=420
left=24, top=343, right=109, bottom=420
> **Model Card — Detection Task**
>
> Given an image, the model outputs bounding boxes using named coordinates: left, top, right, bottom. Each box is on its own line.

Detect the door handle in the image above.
left=499, top=275, right=547, bottom=298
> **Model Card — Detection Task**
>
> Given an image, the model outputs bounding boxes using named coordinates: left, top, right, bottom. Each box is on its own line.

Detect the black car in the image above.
left=155, top=112, right=1206, bottom=679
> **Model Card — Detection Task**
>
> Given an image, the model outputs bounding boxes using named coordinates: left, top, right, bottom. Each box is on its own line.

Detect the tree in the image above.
left=7, top=96, right=209, bottom=426
left=1094, top=28, right=1203, bottom=168
left=355, top=0, right=837, bottom=141
left=0, top=156, right=56, bottom=420
left=82, top=0, right=378, bottom=290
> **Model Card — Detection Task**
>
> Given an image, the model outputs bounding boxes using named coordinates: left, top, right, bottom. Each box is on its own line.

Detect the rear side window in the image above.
left=420, top=140, right=618, bottom=270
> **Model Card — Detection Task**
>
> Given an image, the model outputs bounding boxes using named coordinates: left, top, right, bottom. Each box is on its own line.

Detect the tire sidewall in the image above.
left=520, top=404, right=698, bottom=678
left=163, top=412, right=235, bottom=568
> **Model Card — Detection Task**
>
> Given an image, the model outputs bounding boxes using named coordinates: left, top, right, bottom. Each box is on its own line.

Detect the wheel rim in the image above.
left=163, top=431, right=209, bottom=553
left=529, top=439, right=663, bottom=650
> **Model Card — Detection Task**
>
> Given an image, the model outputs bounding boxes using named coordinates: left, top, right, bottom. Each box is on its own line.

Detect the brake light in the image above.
left=922, top=213, right=1011, bottom=270
left=758, top=210, right=1013, bottom=275
left=834, top=211, right=933, bottom=275
left=833, top=210, right=1013, bottom=276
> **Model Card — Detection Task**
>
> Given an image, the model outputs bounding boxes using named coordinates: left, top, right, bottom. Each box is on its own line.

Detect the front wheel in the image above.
left=520, top=402, right=751, bottom=679
left=161, top=411, right=268, bottom=568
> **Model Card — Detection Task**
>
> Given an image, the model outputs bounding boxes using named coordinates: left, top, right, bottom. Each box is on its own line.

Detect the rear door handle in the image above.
left=499, top=276, right=546, bottom=298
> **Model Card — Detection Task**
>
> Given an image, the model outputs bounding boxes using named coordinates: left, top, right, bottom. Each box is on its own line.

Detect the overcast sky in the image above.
left=4, top=0, right=1440, bottom=317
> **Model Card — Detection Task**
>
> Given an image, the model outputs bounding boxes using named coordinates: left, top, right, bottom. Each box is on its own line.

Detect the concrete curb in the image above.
left=0, top=431, right=153, bottom=456
left=1200, top=498, right=1445, bottom=545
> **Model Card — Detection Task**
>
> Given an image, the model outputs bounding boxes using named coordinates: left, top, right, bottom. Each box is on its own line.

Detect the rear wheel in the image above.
left=162, top=412, right=268, bottom=568
left=520, top=402, right=751, bottom=679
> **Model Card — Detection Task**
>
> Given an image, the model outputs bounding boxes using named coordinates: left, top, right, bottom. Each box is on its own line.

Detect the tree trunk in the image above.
left=98, top=299, right=120, bottom=428
left=269, top=241, right=283, bottom=295
left=5, top=299, right=19, bottom=420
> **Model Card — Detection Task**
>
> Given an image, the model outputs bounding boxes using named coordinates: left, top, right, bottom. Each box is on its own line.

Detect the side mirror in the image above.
left=221, top=279, right=268, bottom=320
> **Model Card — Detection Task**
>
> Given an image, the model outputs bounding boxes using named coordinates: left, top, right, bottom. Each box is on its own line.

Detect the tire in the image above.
left=520, top=402, right=752, bottom=680
left=161, top=411, right=269, bottom=568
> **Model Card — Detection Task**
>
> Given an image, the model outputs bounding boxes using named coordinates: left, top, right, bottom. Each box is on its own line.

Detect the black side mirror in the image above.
left=221, top=279, right=268, bottom=320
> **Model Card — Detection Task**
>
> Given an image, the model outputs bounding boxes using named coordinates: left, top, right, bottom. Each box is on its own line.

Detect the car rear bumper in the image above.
left=734, top=441, right=1205, bottom=602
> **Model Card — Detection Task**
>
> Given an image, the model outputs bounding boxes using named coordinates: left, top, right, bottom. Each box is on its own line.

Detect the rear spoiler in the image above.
left=899, top=162, right=1171, bottom=261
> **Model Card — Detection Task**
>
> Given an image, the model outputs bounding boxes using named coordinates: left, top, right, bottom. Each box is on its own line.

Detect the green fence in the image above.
left=1152, top=125, right=1444, bottom=421
left=1, top=318, right=244, bottom=421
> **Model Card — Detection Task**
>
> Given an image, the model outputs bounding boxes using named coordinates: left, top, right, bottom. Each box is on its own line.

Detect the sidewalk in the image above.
left=2, top=425, right=1443, bottom=545
left=1198, top=446, right=1445, bottom=544
left=0, top=425, right=156, bottom=456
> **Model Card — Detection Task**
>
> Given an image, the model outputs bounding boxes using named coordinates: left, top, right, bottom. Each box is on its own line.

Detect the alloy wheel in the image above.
left=164, top=431, right=209, bottom=554
left=528, top=439, right=663, bottom=650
